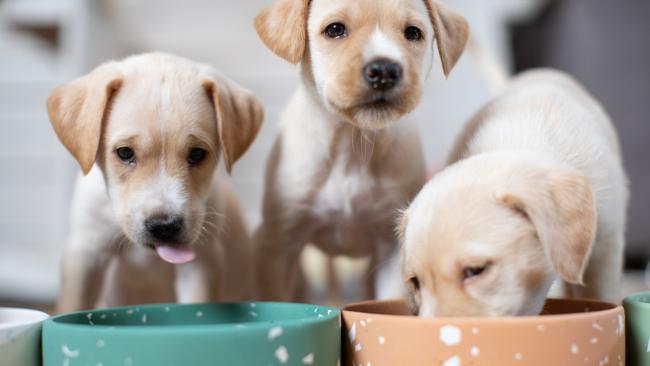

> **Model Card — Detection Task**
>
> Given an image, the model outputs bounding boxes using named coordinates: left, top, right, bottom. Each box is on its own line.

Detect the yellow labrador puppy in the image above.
left=47, top=53, right=263, bottom=312
left=254, top=0, right=469, bottom=300
left=399, top=70, right=628, bottom=317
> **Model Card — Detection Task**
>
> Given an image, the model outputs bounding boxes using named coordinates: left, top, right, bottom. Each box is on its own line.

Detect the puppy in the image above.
left=46, top=53, right=263, bottom=312
left=399, top=69, right=628, bottom=317
left=253, top=0, right=469, bottom=300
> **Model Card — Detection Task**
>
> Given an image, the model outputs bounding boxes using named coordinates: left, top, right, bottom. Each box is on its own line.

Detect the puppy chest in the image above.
left=312, top=167, right=391, bottom=223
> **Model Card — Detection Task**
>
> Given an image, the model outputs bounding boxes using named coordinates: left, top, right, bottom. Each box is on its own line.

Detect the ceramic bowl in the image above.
left=624, top=291, right=650, bottom=366
left=342, top=298, right=624, bottom=366
left=0, top=307, right=50, bottom=366
left=42, top=302, right=340, bottom=366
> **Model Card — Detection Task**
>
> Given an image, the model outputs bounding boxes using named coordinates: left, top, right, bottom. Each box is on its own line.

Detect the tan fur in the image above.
left=424, top=1, right=470, bottom=76
left=254, top=0, right=310, bottom=63
left=47, top=53, right=262, bottom=312
left=47, top=63, right=123, bottom=174
left=400, top=70, right=627, bottom=317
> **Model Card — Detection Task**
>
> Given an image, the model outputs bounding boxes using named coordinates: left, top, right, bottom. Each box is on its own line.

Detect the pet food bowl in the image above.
left=624, top=291, right=650, bottom=366
left=0, top=307, right=50, bottom=366
left=42, top=302, right=340, bottom=366
left=342, top=298, right=624, bottom=366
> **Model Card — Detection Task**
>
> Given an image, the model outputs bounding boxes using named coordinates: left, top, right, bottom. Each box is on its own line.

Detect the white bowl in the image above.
left=0, top=308, right=50, bottom=366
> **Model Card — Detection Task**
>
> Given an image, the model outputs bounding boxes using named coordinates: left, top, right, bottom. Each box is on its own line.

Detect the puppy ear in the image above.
left=497, top=171, right=597, bottom=284
left=202, top=72, right=264, bottom=173
left=425, top=1, right=470, bottom=77
left=254, top=0, right=310, bottom=63
left=46, top=63, right=123, bottom=175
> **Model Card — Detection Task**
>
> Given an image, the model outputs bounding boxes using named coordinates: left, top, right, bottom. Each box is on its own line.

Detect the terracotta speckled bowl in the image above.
left=342, top=299, right=624, bottom=366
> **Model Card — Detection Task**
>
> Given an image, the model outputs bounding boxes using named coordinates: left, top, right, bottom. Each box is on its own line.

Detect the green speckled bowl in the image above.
left=624, top=291, right=650, bottom=366
left=42, top=302, right=340, bottom=366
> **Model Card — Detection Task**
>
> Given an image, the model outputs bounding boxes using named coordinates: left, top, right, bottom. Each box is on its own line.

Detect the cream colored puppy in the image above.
left=399, top=70, right=628, bottom=317
left=47, top=53, right=263, bottom=312
left=254, top=0, right=469, bottom=300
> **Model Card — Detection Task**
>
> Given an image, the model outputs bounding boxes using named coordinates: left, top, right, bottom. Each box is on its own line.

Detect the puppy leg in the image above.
left=57, top=231, right=117, bottom=313
left=566, top=230, right=624, bottom=303
left=254, top=223, right=306, bottom=301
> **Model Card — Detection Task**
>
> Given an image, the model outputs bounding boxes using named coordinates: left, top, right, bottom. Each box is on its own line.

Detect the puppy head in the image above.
left=47, top=53, right=263, bottom=264
left=255, top=0, right=469, bottom=130
left=399, top=156, right=597, bottom=317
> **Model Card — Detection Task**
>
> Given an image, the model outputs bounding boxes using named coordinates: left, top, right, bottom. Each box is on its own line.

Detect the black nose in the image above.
left=363, top=59, right=402, bottom=91
left=145, top=215, right=184, bottom=242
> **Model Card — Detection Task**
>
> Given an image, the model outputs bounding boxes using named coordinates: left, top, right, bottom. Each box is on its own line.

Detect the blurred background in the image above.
left=0, top=0, right=648, bottom=308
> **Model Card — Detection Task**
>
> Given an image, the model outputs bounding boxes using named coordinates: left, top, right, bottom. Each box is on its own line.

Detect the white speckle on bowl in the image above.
left=96, top=340, right=105, bottom=348
left=360, top=320, right=366, bottom=327
left=471, top=327, right=479, bottom=335
left=113, top=313, right=118, bottom=317
left=440, top=325, right=462, bottom=346
left=268, top=326, right=283, bottom=340
left=378, top=336, right=385, bottom=345
left=164, top=307, right=170, bottom=312
left=515, top=353, right=523, bottom=361
left=618, top=315, right=625, bottom=335
left=328, top=309, right=333, bottom=315
left=100, top=314, right=107, bottom=320
left=96, top=362, right=103, bottom=366
left=250, top=311, right=258, bottom=317
left=571, top=343, right=579, bottom=354
left=124, top=357, right=133, bottom=365
left=471, top=346, right=479, bottom=357
left=318, top=314, right=324, bottom=318
left=442, top=355, right=460, bottom=366
left=302, top=353, right=314, bottom=365
left=196, top=311, right=203, bottom=318
left=250, top=303, right=256, bottom=308
left=141, top=314, right=147, bottom=323
left=354, top=343, right=362, bottom=352
left=126, top=309, right=134, bottom=315
left=61, top=345, right=80, bottom=358
left=236, top=324, right=246, bottom=329
left=87, top=313, right=94, bottom=325
left=349, top=323, right=357, bottom=343
left=591, top=337, right=598, bottom=344
left=314, top=308, right=318, bottom=313
left=536, top=325, right=546, bottom=332
left=275, top=346, right=289, bottom=364
left=647, top=337, right=650, bottom=352
left=593, top=322, right=604, bottom=331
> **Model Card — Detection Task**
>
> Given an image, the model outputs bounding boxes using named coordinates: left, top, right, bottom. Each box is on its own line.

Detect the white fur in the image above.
left=364, top=28, right=404, bottom=63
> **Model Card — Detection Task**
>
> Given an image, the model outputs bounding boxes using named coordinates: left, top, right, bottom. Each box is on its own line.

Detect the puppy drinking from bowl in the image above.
left=399, top=70, right=628, bottom=317
left=47, top=53, right=263, bottom=312
left=253, top=0, right=470, bottom=301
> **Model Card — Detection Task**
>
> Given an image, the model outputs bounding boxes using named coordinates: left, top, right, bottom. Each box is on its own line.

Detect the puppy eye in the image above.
left=324, top=22, right=347, bottom=39
left=116, top=147, right=135, bottom=164
left=187, top=148, right=208, bottom=166
left=408, top=276, right=421, bottom=291
left=463, top=265, right=489, bottom=280
left=404, top=26, right=423, bottom=41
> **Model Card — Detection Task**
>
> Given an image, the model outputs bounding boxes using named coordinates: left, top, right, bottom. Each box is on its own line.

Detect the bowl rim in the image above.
left=45, top=301, right=340, bottom=332
left=342, top=298, right=623, bottom=325
left=0, top=307, right=50, bottom=331
left=623, top=291, right=650, bottom=310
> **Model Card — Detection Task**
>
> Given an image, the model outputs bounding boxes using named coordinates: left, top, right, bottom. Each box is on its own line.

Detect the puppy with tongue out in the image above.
left=46, top=53, right=263, bottom=312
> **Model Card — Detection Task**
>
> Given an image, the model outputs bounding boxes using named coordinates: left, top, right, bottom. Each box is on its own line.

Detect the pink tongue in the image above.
left=155, top=245, right=196, bottom=264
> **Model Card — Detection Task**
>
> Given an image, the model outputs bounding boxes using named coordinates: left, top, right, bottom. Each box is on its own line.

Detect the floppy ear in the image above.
left=46, top=63, right=123, bottom=175
left=497, top=171, right=597, bottom=284
left=254, top=0, right=311, bottom=63
left=424, top=1, right=470, bottom=77
left=202, top=72, right=264, bottom=173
